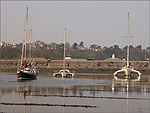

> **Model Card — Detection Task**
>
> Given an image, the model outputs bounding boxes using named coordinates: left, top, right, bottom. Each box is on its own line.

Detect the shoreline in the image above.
left=1, top=68, right=150, bottom=75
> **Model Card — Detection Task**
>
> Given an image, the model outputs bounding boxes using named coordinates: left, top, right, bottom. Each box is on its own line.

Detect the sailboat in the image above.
left=17, top=7, right=38, bottom=80
left=114, top=12, right=142, bottom=77
left=53, top=28, right=75, bottom=77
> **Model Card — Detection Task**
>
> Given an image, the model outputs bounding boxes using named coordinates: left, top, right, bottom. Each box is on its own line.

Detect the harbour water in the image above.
left=0, top=72, right=150, bottom=113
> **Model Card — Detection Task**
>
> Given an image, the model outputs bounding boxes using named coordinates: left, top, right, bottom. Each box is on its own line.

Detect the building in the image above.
left=103, top=54, right=123, bottom=62
left=65, top=55, right=72, bottom=60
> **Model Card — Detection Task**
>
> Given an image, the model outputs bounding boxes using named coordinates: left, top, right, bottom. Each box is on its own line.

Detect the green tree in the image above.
left=72, top=43, right=78, bottom=50
left=136, top=45, right=142, bottom=49
left=113, top=45, right=119, bottom=49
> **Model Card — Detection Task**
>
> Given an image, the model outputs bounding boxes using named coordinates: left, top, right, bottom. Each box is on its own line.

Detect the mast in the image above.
left=25, top=7, right=28, bottom=61
left=63, top=28, right=66, bottom=71
left=20, top=7, right=28, bottom=67
left=127, top=12, right=130, bottom=67
left=20, top=34, right=25, bottom=67
left=29, top=29, right=32, bottom=61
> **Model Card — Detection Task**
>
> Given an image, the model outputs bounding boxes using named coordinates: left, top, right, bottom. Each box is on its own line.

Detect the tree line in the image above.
left=0, top=40, right=150, bottom=61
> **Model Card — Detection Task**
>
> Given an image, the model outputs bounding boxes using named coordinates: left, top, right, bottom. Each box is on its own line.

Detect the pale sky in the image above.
left=1, top=1, right=149, bottom=48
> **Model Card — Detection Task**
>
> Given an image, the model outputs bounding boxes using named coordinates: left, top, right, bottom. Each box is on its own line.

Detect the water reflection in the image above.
left=113, top=75, right=140, bottom=113
left=17, top=86, right=32, bottom=113
left=1, top=76, right=150, bottom=97
left=113, top=75, right=150, bottom=113
left=1, top=73, right=150, bottom=113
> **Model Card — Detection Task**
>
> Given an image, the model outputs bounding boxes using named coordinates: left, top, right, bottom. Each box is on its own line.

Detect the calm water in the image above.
left=0, top=72, right=150, bottom=113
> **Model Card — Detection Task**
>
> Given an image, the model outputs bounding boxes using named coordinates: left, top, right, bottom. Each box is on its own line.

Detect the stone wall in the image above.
left=48, top=60, right=149, bottom=71
left=0, top=59, right=149, bottom=72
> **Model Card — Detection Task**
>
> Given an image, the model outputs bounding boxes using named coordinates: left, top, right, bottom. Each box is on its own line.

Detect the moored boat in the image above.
left=113, top=12, right=141, bottom=77
left=17, top=7, right=38, bottom=80
left=53, top=28, right=75, bottom=78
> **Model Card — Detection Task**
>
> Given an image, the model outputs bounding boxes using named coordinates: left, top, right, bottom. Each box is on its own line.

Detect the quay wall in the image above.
left=0, top=59, right=149, bottom=72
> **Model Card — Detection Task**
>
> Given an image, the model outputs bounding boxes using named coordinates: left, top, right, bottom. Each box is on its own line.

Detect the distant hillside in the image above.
left=0, top=40, right=149, bottom=61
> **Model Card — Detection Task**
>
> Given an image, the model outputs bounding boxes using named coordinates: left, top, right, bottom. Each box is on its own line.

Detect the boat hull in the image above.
left=53, top=73, right=75, bottom=77
left=17, top=70, right=37, bottom=80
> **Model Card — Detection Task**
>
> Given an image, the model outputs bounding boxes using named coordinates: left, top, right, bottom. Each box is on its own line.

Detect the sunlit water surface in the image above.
left=0, top=72, right=150, bottom=113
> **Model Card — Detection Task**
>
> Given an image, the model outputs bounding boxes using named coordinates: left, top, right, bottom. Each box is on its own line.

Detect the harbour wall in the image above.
left=0, top=59, right=149, bottom=72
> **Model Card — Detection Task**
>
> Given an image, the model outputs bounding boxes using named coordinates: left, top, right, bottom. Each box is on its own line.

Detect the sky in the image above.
left=1, top=1, right=149, bottom=49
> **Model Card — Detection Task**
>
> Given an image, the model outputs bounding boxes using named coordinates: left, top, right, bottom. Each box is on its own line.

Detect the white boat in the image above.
left=114, top=12, right=142, bottom=77
left=53, top=70, right=75, bottom=77
left=53, top=28, right=75, bottom=77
